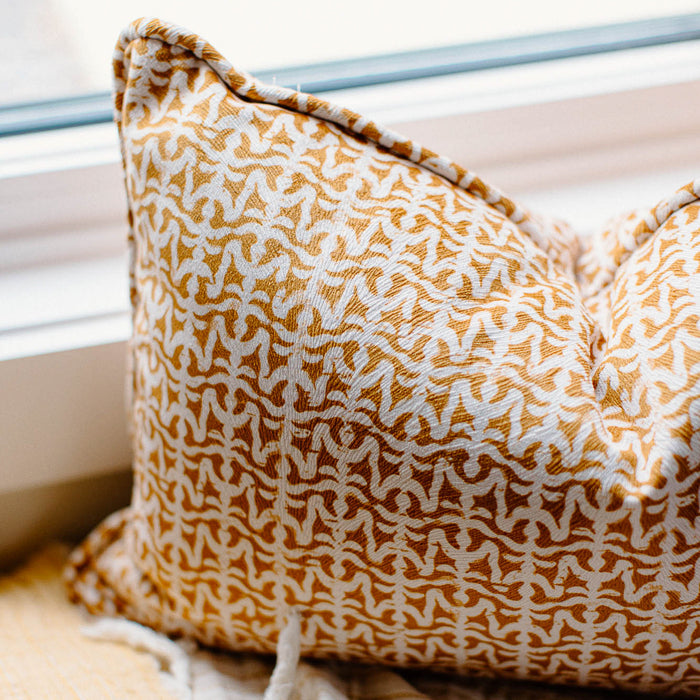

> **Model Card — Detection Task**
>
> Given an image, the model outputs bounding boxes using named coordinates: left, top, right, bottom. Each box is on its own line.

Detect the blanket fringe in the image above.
left=82, top=617, right=193, bottom=699
left=81, top=610, right=300, bottom=699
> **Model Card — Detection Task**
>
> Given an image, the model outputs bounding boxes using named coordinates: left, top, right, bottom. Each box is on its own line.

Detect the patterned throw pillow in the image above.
left=66, top=17, right=700, bottom=696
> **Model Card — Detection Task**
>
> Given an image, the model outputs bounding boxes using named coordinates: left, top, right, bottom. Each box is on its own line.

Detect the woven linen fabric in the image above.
left=66, top=17, right=700, bottom=697
left=0, top=545, right=177, bottom=699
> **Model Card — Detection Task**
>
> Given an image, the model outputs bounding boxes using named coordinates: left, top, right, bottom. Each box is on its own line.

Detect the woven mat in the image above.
left=0, top=545, right=175, bottom=699
left=0, top=546, right=649, bottom=699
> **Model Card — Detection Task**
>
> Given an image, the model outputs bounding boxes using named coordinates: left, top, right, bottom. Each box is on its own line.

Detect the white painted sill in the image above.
left=1, top=40, right=700, bottom=495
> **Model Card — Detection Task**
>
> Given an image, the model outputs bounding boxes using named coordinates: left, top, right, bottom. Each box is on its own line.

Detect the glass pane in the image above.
left=2, top=0, right=700, bottom=106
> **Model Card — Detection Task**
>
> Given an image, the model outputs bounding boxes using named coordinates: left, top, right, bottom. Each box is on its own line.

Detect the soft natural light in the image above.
left=2, top=0, right=699, bottom=105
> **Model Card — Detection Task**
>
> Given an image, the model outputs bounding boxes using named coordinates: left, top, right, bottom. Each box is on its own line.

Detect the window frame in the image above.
left=2, top=11, right=700, bottom=136
left=2, top=34, right=700, bottom=496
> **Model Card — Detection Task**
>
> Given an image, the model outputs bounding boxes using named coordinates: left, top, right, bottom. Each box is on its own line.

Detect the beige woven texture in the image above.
left=0, top=545, right=176, bottom=699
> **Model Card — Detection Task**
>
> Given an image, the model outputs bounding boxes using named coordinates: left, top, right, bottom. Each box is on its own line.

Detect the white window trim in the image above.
left=2, top=39, right=700, bottom=495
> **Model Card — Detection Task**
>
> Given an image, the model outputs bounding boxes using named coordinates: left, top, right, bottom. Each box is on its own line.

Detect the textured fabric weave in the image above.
left=0, top=545, right=176, bottom=699
left=67, top=18, right=700, bottom=696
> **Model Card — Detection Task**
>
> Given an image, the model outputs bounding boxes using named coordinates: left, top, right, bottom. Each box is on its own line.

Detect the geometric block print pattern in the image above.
left=65, top=18, right=700, bottom=696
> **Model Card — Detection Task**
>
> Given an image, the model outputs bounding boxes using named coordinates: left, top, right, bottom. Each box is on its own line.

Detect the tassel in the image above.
left=263, top=610, right=301, bottom=700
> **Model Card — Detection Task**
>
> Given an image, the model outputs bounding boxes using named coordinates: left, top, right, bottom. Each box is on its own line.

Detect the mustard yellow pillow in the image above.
left=66, top=18, right=700, bottom=696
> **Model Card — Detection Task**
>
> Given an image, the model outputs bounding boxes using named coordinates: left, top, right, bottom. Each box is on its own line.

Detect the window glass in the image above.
left=2, top=0, right=699, bottom=106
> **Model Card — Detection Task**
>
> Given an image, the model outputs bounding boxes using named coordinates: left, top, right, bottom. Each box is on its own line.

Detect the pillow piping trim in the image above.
left=113, top=17, right=700, bottom=266
left=113, top=18, right=700, bottom=261
left=113, top=17, right=546, bottom=241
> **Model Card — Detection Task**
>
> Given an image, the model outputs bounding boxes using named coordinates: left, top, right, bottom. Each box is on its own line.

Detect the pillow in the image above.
left=66, top=17, right=700, bottom=696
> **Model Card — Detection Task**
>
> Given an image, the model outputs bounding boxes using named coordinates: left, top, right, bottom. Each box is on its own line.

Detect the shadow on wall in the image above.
left=0, top=469, right=132, bottom=571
